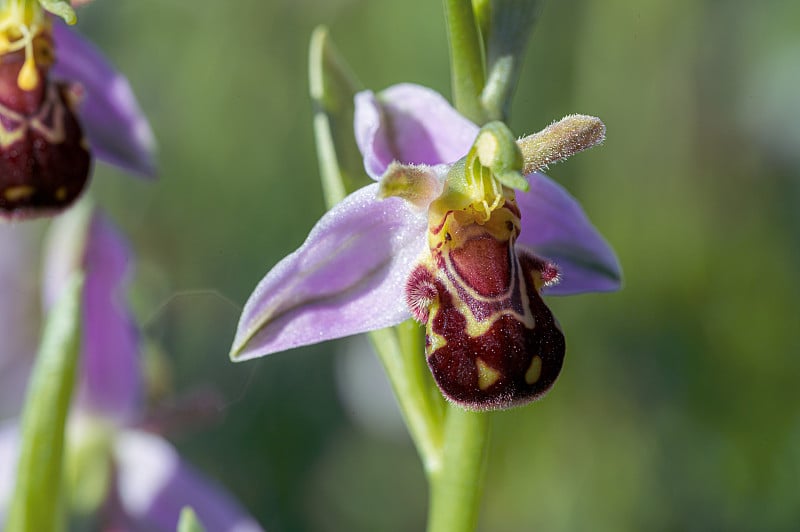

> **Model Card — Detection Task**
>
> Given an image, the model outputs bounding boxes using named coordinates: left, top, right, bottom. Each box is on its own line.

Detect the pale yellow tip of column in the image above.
left=17, top=55, right=39, bottom=91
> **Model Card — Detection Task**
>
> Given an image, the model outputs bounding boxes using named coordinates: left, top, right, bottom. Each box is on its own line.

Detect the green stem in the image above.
left=369, top=323, right=445, bottom=474
left=427, top=406, right=491, bottom=532
left=6, top=274, right=84, bottom=532
left=442, top=0, right=487, bottom=124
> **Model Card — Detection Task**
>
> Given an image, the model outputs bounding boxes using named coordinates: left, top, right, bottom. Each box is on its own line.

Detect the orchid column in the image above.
left=231, top=1, right=621, bottom=531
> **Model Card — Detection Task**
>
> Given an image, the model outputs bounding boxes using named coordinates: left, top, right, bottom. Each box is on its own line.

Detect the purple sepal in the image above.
left=51, top=20, right=157, bottom=177
left=114, top=430, right=263, bottom=532
left=79, top=212, right=141, bottom=420
left=355, top=84, right=478, bottom=179
left=516, top=173, right=622, bottom=295
left=231, top=184, right=425, bottom=360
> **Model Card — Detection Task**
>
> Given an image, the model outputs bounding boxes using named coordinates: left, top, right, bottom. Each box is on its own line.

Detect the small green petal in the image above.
left=177, top=507, right=207, bottom=532
left=38, top=0, right=76, bottom=24
left=470, top=121, right=528, bottom=194
left=494, top=169, right=528, bottom=191
left=377, top=162, right=443, bottom=209
left=6, top=273, right=84, bottom=532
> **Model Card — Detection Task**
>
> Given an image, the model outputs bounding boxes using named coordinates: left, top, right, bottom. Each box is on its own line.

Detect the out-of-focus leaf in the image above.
left=309, top=26, right=368, bottom=207
left=474, top=0, right=543, bottom=121
left=6, top=274, right=84, bottom=532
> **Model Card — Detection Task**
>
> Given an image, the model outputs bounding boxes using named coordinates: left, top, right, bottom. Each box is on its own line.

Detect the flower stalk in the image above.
left=442, top=0, right=486, bottom=124
left=427, top=408, right=490, bottom=532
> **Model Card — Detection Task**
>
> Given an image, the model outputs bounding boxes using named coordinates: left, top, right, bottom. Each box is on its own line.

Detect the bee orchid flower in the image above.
left=231, top=83, right=621, bottom=410
left=0, top=0, right=155, bottom=219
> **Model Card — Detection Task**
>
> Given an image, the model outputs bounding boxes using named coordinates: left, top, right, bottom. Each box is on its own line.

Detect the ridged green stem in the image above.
left=370, top=325, right=445, bottom=474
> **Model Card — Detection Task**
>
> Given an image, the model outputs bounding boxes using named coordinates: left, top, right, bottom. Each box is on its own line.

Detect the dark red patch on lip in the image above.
left=450, top=234, right=511, bottom=297
left=0, top=45, right=92, bottom=219
left=425, top=249, right=565, bottom=410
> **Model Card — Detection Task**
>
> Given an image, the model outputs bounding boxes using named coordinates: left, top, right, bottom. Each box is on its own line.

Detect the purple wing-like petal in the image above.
left=114, top=430, right=263, bottom=532
left=79, top=212, right=141, bottom=421
left=355, top=83, right=478, bottom=178
left=42, top=207, right=141, bottom=421
left=516, top=173, right=622, bottom=295
left=51, top=20, right=157, bottom=177
left=231, top=184, right=426, bottom=361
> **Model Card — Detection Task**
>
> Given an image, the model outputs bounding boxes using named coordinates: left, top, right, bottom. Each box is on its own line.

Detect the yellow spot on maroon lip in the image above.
left=476, top=358, right=500, bottom=390
left=55, top=186, right=67, bottom=200
left=525, top=355, right=542, bottom=384
left=4, top=185, right=34, bottom=201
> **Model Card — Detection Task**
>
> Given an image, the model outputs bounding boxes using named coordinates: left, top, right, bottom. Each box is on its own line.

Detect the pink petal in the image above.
left=355, top=83, right=478, bottom=178
left=231, top=184, right=426, bottom=360
left=79, top=212, right=141, bottom=420
left=51, top=20, right=157, bottom=177
left=516, top=173, right=622, bottom=295
left=114, top=430, right=262, bottom=532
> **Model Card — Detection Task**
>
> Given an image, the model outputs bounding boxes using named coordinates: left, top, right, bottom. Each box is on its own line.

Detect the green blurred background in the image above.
left=74, top=0, right=800, bottom=530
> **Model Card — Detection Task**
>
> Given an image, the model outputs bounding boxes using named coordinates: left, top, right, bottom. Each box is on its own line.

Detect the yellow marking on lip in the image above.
left=476, top=358, right=500, bottom=390
left=4, top=185, right=35, bottom=201
left=55, top=186, right=67, bottom=201
left=525, top=355, right=542, bottom=384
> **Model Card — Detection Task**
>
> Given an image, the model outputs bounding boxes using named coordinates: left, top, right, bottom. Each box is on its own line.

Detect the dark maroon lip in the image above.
left=0, top=40, right=92, bottom=219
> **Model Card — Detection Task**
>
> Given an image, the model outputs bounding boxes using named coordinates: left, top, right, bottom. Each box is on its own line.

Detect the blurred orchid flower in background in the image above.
left=231, top=83, right=620, bottom=355
left=0, top=206, right=262, bottom=532
left=0, top=0, right=155, bottom=219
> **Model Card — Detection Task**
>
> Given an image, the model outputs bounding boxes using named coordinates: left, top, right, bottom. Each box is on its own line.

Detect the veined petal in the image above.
left=516, top=173, right=622, bottom=295
left=51, top=20, right=157, bottom=177
left=355, top=83, right=478, bottom=179
left=231, top=184, right=426, bottom=361
left=43, top=206, right=141, bottom=421
left=114, top=430, right=263, bottom=532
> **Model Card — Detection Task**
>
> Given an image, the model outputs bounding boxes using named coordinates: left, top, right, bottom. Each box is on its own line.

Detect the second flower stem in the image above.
left=369, top=323, right=445, bottom=474
left=427, top=406, right=490, bottom=532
